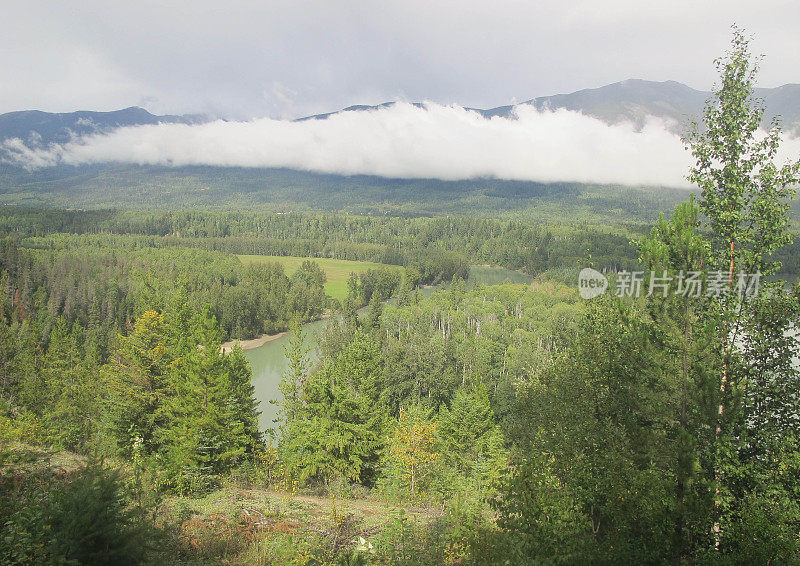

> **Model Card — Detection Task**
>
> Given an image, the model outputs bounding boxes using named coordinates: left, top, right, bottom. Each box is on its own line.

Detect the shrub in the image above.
left=0, top=459, right=159, bottom=565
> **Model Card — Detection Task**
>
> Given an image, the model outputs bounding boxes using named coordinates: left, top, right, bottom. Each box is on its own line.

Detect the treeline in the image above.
left=8, top=207, right=800, bottom=279
left=1, top=236, right=270, bottom=464
left=0, top=236, right=330, bottom=343
left=1, top=238, right=267, bottom=488
left=0, top=207, right=642, bottom=276
left=0, top=303, right=261, bottom=484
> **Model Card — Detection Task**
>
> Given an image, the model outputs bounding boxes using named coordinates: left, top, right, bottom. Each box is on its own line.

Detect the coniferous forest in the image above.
left=2, top=30, right=800, bottom=565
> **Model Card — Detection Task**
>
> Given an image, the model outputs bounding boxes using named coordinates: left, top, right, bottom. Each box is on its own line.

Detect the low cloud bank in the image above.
left=3, top=103, right=799, bottom=187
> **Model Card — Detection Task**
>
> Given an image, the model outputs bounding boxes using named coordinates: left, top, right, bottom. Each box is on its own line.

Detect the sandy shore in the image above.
left=220, top=331, right=288, bottom=354
left=220, top=311, right=333, bottom=354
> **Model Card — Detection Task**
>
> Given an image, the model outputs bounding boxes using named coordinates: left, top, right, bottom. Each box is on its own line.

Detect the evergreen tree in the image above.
left=437, top=384, right=506, bottom=484
left=156, top=309, right=261, bottom=492
left=279, top=322, right=311, bottom=425
left=638, top=196, right=717, bottom=556
left=280, top=330, right=383, bottom=486
left=365, top=292, right=383, bottom=329
left=225, top=345, right=262, bottom=451
left=103, top=310, right=172, bottom=455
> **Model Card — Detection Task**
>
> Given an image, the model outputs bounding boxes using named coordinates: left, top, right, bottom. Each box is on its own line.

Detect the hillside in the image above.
left=0, top=106, right=207, bottom=145
left=0, top=163, right=693, bottom=222
left=4, top=80, right=799, bottom=147
left=303, top=79, right=800, bottom=134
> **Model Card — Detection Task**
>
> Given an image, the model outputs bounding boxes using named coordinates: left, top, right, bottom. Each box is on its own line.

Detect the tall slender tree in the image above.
left=685, top=25, right=800, bottom=548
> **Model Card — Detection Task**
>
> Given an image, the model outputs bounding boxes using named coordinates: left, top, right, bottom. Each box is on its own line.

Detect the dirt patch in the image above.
left=220, top=312, right=333, bottom=354
left=220, top=331, right=287, bottom=354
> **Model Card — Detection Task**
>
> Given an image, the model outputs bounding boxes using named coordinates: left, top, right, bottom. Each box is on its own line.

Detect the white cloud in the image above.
left=4, top=103, right=799, bottom=188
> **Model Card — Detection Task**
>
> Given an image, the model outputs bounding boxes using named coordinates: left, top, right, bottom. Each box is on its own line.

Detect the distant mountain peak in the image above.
left=2, top=79, right=800, bottom=146
left=0, top=107, right=208, bottom=146
left=294, top=79, right=800, bottom=135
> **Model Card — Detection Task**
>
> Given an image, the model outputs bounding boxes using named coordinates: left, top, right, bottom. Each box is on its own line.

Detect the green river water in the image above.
left=244, top=266, right=532, bottom=434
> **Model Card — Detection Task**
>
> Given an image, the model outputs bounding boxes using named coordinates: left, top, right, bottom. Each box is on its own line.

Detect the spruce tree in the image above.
left=103, top=310, right=172, bottom=455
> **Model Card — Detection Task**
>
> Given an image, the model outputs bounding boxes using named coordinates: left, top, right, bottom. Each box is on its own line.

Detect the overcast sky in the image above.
left=2, top=0, right=799, bottom=119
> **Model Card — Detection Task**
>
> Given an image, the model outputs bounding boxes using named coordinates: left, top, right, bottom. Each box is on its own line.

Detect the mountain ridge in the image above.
left=299, top=79, right=800, bottom=134
left=0, top=106, right=207, bottom=146
left=3, top=80, right=800, bottom=146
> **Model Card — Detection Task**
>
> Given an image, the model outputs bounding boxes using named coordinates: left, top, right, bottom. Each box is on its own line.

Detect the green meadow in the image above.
left=237, top=254, right=401, bottom=301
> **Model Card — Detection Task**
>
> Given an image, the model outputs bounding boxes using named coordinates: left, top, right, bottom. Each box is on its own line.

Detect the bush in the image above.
left=0, top=460, right=159, bottom=565
left=712, top=494, right=800, bottom=565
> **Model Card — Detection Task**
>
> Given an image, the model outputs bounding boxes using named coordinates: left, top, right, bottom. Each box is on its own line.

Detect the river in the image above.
left=244, top=265, right=532, bottom=434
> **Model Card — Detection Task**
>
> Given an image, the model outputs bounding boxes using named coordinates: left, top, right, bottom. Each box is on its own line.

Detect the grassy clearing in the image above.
left=1, top=445, right=442, bottom=565
left=238, top=255, right=401, bottom=301
left=167, top=485, right=438, bottom=533
left=163, top=484, right=442, bottom=564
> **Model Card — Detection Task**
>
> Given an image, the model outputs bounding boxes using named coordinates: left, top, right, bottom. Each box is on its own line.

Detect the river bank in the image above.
left=220, top=331, right=288, bottom=354
left=220, top=311, right=333, bottom=354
